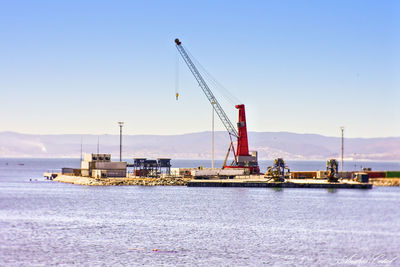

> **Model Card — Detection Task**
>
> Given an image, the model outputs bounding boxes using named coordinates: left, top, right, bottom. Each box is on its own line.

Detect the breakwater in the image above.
left=370, top=178, right=400, bottom=186
left=51, top=174, right=379, bottom=189
left=53, top=175, right=190, bottom=186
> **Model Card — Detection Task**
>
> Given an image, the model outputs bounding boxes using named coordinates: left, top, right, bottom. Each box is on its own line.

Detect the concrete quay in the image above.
left=187, top=178, right=373, bottom=189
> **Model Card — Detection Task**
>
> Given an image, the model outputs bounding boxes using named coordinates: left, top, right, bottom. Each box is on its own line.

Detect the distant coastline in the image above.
left=1, top=131, right=399, bottom=161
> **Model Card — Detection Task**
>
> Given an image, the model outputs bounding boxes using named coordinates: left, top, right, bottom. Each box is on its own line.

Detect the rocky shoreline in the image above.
left=53, top=175, right=190, bottom=186
left=370, top=178, right=400, bottom=186
left=52, top=174, right=400, bottom=187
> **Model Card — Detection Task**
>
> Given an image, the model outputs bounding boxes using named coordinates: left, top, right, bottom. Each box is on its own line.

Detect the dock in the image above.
left=187, top=178, right=373, bottom=189
left=45, top=172, right=379, bottom=188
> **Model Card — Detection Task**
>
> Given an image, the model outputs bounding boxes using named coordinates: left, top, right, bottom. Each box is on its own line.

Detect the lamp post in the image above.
left=211, top=102, right=215, bottom=169
left=340, top=126, right=344, bottom=172
left=80, top=137, right=83, bottom=162
left=118, top=122, right=124, bottom=162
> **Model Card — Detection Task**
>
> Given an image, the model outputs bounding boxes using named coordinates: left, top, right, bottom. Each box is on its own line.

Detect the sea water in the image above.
left=0, top=158, right=399, bottom=266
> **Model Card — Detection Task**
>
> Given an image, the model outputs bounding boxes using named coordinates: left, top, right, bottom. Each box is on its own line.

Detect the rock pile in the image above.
left=101, top=177, right=190, bottom=186
left=370, top=178, right=400, bottom=186
left=54, top=175, right=190, bottom=186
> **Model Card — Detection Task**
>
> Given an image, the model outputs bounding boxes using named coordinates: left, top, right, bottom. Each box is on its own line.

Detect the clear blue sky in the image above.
left=1, top=0, right=399, bottom=138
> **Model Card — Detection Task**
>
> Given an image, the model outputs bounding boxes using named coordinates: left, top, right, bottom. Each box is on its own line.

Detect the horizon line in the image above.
left=1, top=130, right=399, bottom=139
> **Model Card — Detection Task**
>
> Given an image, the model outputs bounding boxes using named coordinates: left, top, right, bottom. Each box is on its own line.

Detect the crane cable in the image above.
left=175, top=44, right=241, bottom=107
left=175, top=49, right=179, bottom=100
left=185, top=48, right=242, bottom=107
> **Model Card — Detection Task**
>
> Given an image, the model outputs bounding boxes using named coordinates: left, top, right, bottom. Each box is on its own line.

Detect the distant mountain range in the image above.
left=0, top=131, right=399, bottom=161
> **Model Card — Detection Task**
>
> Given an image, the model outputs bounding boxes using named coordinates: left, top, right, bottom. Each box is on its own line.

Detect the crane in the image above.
left=175, top=38, right=259, bottom=174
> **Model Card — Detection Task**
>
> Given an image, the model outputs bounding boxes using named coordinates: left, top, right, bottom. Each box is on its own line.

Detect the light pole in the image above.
left=118, top=122, right=124, bottom=162
left=211, top=102, right=215, bottom=169
left=340, top=126, right=344, bottom=172
left=80, top=137, right=83, bottom=162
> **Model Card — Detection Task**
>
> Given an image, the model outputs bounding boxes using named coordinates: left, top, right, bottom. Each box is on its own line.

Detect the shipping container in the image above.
left=338, top=171, right=354, bottom=179
left=106, top=169, right=126, bottom=177
left=178, top=168, right=196, bottom=177
left=62, top=168, right=74, bottom=174
left=385, top=171, right=400, bottom=178
left=366, top=171, right=386, bottom=178
left=73, top=169, right=81, bottom=176
left=134, top=169, right=149, bottom=177
left=291, top=171, right=317, bottom=179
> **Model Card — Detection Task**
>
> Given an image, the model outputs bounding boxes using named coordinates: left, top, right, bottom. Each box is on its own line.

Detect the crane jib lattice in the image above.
left=175, top=40, right=239, bottom=139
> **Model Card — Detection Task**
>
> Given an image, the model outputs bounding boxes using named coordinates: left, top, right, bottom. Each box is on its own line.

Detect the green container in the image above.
left=385, top=171, right=400, bottom=178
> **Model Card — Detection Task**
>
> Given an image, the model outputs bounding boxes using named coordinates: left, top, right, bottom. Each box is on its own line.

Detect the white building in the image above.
left=81, top=153, right=127, bottom=178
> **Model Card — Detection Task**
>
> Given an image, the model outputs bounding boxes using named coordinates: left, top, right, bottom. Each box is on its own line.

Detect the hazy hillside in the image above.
left=0, top=131, right=399, bottom=161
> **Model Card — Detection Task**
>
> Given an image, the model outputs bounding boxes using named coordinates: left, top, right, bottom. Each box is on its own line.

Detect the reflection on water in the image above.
left=326, top=188, right=338, bottom=193
left=271, top=187, right=284, bottom=192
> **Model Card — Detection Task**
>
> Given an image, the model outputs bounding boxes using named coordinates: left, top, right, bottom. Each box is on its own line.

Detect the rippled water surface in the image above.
left=1, top=159, right=400, bottom=266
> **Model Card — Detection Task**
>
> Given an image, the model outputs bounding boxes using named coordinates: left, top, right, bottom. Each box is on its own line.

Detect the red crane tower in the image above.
left=175, top=38, right=259, bottom=174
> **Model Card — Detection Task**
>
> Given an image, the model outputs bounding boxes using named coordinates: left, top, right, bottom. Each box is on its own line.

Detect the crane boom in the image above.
left=175, top=38, right=238, bottom=139
left=174, top=38, right=259, bottom=173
